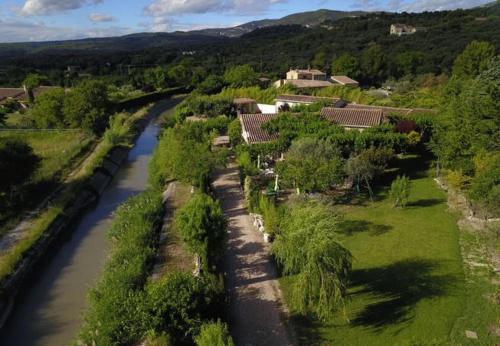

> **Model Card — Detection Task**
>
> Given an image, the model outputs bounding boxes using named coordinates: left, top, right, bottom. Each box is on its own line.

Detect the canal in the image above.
left=0, top=99, right=177, bottom=346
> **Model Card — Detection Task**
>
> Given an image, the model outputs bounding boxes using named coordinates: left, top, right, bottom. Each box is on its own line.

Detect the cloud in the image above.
left=398, top=0, right=492, bottom=12
left=17, top=0, right=103, bottom=16
left=351, top=0, right=492, bottom=12
left=0, top=18, right=132, bottom=42
left=145, top=0, right=287, bottom=16
left=89, top=12, right=114, bottom=22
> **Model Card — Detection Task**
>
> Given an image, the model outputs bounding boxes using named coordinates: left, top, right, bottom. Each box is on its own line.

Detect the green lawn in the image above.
left=282, top=156, right=469, bottom=345
left=0, top=130, right=93, bottom=234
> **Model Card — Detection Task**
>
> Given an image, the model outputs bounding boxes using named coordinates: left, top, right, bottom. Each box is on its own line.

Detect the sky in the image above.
left=0, top=0, right=493, bottom=43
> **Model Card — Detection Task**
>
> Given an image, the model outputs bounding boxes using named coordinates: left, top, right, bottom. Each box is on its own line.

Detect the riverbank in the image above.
left=0, top=99, right=181, bottom=332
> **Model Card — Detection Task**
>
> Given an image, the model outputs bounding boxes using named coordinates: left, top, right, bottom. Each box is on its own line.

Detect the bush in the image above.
left=390, top=175, right=411, bottom=207
left=195, top=320, right=234, bottom=346
left=228, top=119, right=242, bottom=146
left=79, top=191, right=164, bottom=345
left=469, top=152, right=500, bottom=217
left=445, top=170, right=470, bottom=190
left=144, top=273, right=226, bottom=343
left=259, top=195, right=280, bottom=236
left=176, top=193, right=227, bottom=272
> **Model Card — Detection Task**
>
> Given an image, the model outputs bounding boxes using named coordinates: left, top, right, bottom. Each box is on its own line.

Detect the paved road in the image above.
left=213, top=164, right=294, bottom=346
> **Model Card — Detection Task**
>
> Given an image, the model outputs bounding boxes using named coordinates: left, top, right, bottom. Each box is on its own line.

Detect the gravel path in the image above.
left=213, top=164, right=294, bottom=346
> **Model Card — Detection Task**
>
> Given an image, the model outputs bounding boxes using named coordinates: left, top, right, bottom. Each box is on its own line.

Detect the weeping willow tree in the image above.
left=272, top=201, right=352, bottom=321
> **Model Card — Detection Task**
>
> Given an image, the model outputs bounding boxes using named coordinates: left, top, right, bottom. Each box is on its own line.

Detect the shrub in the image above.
left=194, top=320, right=234, bottom=346
left=79, top=191, right=164, bottom=345
left=144, top=273, right=225, bottom=343
left=176, top=193, right=227, bottom=272
left=390, top=175, right=411, bottom=207
left=445, top=170, right=470, bottom=190
left=259, top=195, right=280, bottom=236
left=228, top=118, right=242, bottom=146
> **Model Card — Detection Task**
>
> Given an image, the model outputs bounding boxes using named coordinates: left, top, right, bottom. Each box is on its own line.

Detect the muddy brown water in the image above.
left=0, top=100, right=177, bottom=346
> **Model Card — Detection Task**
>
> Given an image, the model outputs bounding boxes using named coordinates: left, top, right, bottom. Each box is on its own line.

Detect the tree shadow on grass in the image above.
left=406, top=198, right=444, bottom=208
left=339, top=219, right=393, bottom=236
left=349, top=259, right=458, bottom=330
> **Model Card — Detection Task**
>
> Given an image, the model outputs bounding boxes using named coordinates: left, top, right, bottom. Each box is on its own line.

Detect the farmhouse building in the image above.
left=390, top=24, right=417, bottom=36
left=321, top=107, right=384, bottom=130
left=286, top=68, right=327, bottom=81
left=274, top=68, right=359, bottom=89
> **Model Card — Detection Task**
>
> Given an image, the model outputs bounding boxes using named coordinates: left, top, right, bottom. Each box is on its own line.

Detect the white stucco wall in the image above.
left=257, top=104, right=277, bottom=114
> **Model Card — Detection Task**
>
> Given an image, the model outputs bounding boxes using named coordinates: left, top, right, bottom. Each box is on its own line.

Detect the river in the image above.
left=0, top=99, right=177, bottom=346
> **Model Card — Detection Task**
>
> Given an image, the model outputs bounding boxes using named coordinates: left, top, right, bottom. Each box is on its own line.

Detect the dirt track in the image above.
left=213, top=164, right=294, bottom=346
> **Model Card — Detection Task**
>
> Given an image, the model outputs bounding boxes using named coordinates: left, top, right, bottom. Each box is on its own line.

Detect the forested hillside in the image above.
left=0, top=2, right=499, bottom=87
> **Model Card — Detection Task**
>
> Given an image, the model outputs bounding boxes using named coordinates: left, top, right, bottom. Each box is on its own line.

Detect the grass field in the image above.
left=0, top=130, right=93, bottom=234
left=281, top=155, right=472, bottom=345
left=0, top=130, right=93, bottom=183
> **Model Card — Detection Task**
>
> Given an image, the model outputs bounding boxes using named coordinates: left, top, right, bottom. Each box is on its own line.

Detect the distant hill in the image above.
left=0, top=9, right=365, bottom=54
left=192, top=9, right=366, bottom=37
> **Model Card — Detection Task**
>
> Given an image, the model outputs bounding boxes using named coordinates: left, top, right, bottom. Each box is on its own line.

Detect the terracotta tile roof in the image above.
left=321, top=107, right=384, bottom=128
left=0, top=86, right=59, bottom=103
left=233, top=98, right=257, bottom=104
left=275, top=94, right=339, bottom=104
left=239, top=113, right=279, bottom=144
left=331, top=76, right=359, bottom=86
left=284, top=79, right=333, bottom=88
left=345, top=103, right=433, bottom=116
left=0, top=88, right=24, bottom=102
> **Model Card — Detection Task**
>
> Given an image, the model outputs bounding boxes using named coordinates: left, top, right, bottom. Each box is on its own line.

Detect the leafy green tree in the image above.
left=361, top=44, right=386, bottom=84
left=272, top=201, right=352, bottom=320
left=431, top=56, right=499, bottom=174
left=390, top=175, right=411, bottom=207
left=197, top=74, right=225, bottom=94
left=276, top=137, right=344, bottom=194
left=176, top=193, right=227, bottom=272
left=228, top=118, right=242, bottom=146
left=311, top=50, right=327, bottom=70
left=452, top=40, right=496, bottom=79
left=63, top=79, right=109, bottom=134
left=168, top=64, right=191, bottom=86
left=0, top=139, right=40, bottom=196
left=30, top=87, right=66, bottom=128
left=345, top=155, right=376, bottom=196
left=194, top=320, right=234, bottom=346
left=223, top=65, right=258, bottom=88
left=144, top=67, right=169, bottom=90
left=395, top=51, right=425, bottom=76
left=23, top=73, right=47, bottom=102
left=346, top=147, right=393, bottom=199
left=331, top=53, right=360, bottom=79
left=149, top=128, right=220, bottom=188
